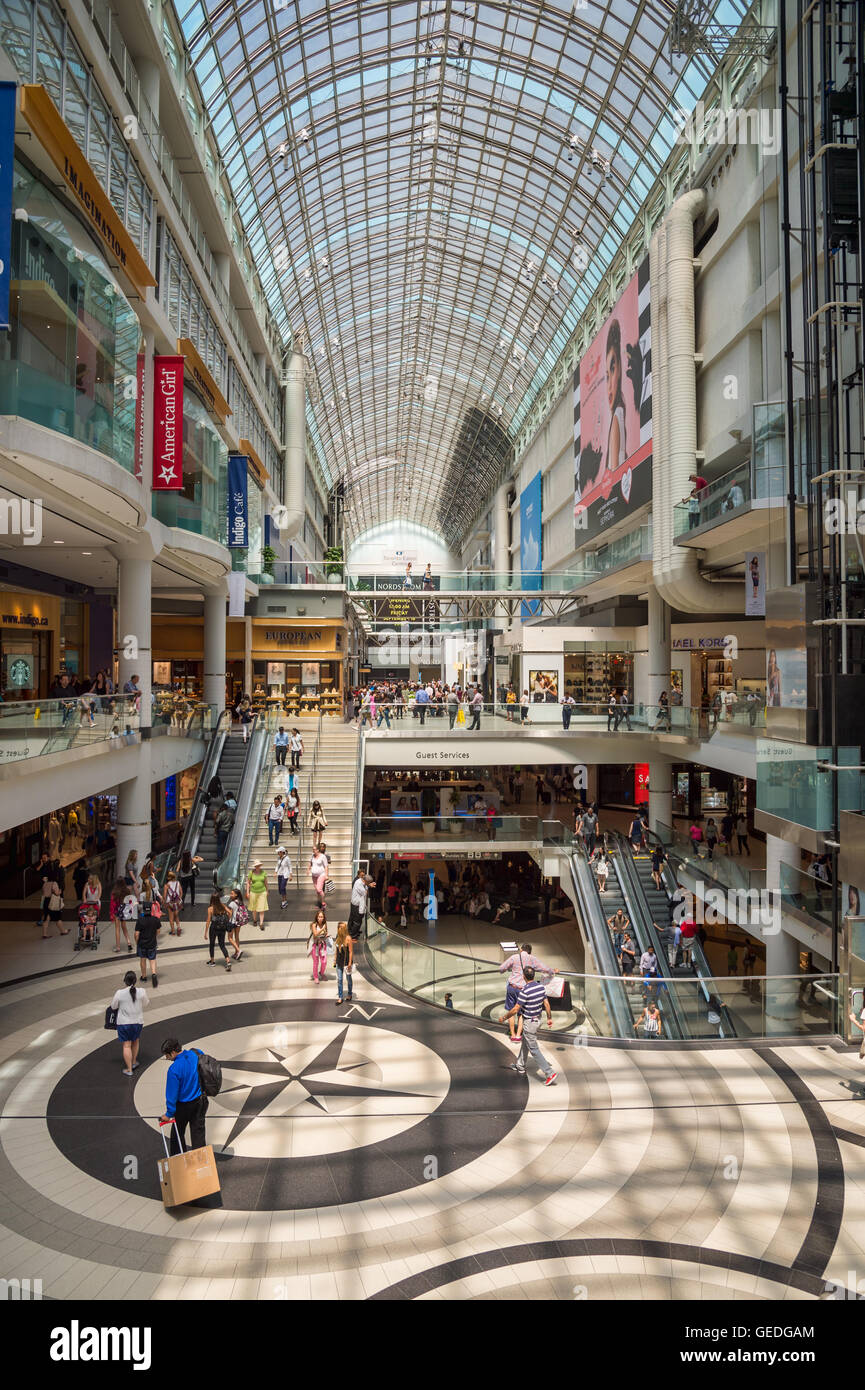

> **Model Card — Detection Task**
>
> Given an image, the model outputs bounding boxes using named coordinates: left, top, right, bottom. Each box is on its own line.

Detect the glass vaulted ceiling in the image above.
left=176, top=0, right=751, bottom=546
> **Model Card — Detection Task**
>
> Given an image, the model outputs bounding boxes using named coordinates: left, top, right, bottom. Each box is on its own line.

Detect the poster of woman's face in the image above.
left=766, top=645, right=807, bottom=708
left=843, top=883, right=862, bottom=918
left=530, top=670, right=559, bottom=702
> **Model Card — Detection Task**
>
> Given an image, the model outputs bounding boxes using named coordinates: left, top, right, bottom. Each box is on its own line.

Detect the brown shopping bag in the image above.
left=157, top=1120, right=221, bottom=1207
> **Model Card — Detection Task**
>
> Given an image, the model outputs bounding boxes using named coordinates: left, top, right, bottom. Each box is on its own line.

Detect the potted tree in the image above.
left=325, top=545, right=343, bottom=584
left=447, top=786, right=463, bottom=835
left=262, top=545, right=276, bottom=578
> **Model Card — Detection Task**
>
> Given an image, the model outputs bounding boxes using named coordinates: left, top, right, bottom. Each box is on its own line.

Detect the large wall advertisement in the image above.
left=573, top=257, right=652, bottom=545
left=520, top=470, right=543, bottom=619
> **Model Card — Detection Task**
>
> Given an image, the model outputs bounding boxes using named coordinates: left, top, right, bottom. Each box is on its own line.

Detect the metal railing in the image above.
left=364, top=914, right=840, bottom=1039
left=216, top=713, right=272, bottom=892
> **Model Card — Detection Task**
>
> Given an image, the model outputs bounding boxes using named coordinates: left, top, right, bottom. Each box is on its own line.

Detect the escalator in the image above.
left=564, top=847, right=639, bottom=1038
left=605, top=843, right=685, bottom=1039
left=174, top=712, right=264, bottom=891
left=624, top=834, right=738, bottom=1039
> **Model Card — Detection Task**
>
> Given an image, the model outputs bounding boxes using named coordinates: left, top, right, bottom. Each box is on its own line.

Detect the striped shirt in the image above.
left=515, top=980, right=548, bottom=1020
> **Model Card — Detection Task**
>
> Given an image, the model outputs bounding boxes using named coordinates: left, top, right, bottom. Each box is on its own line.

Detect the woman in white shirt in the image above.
left=111, top=969, right=148, bottom=1076
left=309, top=844, right=330, bottom=908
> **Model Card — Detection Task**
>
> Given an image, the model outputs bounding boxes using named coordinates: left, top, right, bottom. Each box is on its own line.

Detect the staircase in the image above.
left=243, top=719, right=360, bottom=916
left=195, top=730, right=251, bottom=887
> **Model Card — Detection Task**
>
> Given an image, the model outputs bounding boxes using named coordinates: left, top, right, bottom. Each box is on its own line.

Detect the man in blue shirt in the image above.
left=499, top=967, right=557, bottom=1085
left=273, top=726, right=289, bottom=766
left=160, top=1037, right=207, bottom=1154
left=414, top=684, right=429, bottom=725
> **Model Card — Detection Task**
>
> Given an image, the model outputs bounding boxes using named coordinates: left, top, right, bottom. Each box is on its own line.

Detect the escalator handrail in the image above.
left=217, top=712, right=272, bottom=891
left=569, top=846, right=637, bottom=1037
left=644, top=831, right=738, bottom=1038
left=161, top=706, right=230, bottom=886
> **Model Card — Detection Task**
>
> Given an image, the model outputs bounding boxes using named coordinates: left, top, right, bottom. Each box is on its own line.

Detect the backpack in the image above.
left=233, top=903, right=249, bottom=927
left=195, top=1049, right=223, bottom=1097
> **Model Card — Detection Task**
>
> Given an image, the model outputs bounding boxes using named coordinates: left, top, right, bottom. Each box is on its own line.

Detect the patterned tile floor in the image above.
left=0, top=931, right=863, bottom=1301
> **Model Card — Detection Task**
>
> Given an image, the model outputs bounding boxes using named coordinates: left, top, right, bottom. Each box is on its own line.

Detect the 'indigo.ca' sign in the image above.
left=227, top=453, right=249, bottom=548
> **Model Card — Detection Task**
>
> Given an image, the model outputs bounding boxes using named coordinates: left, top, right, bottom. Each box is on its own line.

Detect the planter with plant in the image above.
left=262, top=545, right=276, bottom=577
left=324, top=545, right=343, bottom=582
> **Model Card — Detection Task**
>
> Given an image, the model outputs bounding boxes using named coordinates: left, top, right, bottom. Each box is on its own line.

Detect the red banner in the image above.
left=635, top=763, right=650, bottom=805
left=152, top=354, right=184, bottom=490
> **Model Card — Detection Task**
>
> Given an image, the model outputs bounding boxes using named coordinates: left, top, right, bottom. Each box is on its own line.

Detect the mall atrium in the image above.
left=0, top=0, right=863, bottom=1330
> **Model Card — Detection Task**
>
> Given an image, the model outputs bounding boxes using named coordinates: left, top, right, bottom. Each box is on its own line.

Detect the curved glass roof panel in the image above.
left=176, top=0, right=751, bottom=544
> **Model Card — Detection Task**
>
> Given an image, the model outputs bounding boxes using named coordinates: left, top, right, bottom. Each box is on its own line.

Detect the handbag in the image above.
left=324, top=878, right=335, bottom=894
left=49, top=892, right=63, bottom=912
left=104, top=1004, right=118, bottom=1030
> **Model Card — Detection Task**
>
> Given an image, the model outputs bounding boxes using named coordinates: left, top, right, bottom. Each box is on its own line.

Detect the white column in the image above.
left=243, top=614, right=253, bottom=695
left=203, top=591, right=227, bottom=710
left=493, top=481, right=510, bottom=578
left=764, top=833, right=801, bottom=976
left=647, top=586, right=670, bottom=715
left=116, top=768, right=152, bottom=871
left=117, top=555, right=152, bottom=728
left=649, top=759, right=673, bottom=835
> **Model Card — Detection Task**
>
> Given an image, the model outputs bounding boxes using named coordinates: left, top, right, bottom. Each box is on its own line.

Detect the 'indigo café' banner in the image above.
left=227, top=453, right=249, bottom=548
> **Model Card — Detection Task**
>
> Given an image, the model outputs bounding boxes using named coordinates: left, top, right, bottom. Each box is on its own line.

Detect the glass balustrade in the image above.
left=779, top=862, right=835, bottom=930
left=365, top=916, right=839, bottom=1039
left=0, top=698, right=218, bottom=764
left=361, top=814, right=567, bottom=845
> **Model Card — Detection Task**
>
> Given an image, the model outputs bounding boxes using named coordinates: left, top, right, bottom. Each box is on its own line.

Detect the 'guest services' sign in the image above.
left=152, top=356, right=184, bottom=490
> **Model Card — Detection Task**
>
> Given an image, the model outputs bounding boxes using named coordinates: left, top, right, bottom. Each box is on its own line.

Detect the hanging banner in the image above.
left=227, top=453, right=249, bottom=548
left=0, top=82, right=16, bottom=331
left=152, top=355, right=184, bottom=490
left=228, top=571, right=246, bottom=618
left=745, top=550, right=766, bottom=616
left=520, top=471, right=543, bottom=619
left=635, top=763, right=650, bottom=805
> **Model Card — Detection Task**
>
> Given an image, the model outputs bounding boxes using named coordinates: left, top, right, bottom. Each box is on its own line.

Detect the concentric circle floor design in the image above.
left=47, top=998, right=524, bottom=1209
left=1, top=944, right=865, bottom=1300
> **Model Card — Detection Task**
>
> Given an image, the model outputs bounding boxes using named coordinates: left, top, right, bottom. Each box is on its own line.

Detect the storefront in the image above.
left=229, top=618, right=347, bottom=718
left=670, top=622, right=766, bottom=710
left=0, top=591, right=63, bottom=699
left=562, top=640, right=634, bottom=706
left=671, top=764, right=753, bottom=822
left=151, top=618, right=206, bottom=704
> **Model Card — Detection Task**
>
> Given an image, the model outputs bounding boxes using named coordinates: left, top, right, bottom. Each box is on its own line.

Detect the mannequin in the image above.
left=47, top=813, right=62, bottom=860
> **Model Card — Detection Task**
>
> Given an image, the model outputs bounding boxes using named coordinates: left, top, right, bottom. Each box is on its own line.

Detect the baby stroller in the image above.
left=75, top=902, right=100, bottom=952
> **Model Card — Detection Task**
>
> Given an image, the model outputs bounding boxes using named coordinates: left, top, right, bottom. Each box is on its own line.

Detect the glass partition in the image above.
left=365, top=916, right=840, bottom=1039
left=0, top=162, right=141, bottom=473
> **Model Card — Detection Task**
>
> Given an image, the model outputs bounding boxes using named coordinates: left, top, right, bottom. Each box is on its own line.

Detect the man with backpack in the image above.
left=160, top=1037, right=210, bottom=1154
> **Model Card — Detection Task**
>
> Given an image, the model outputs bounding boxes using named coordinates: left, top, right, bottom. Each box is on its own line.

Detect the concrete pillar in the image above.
left=203, top=591, right=227, bottom=711
left=117, top=555, right=152, bottom=728
left=493, top=481, right=510, bottom=579
left=647, top=587, right=671, bottom=715
left=283, top=350, right=306, bottom=528
left=116, top=767, right=153, bottom=873
left=649, top=759, right=673, bottom=836
left=764, top=833, right=801, bottom=976
left=243, top=614, right=253, bottom=695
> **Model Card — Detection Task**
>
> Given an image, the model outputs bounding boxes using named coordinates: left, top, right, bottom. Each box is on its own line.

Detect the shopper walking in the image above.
left=447, top=686, right=459, bottom=729
left=309, top=844, right=330, bottom=908
left=112, top=970, right=148, bottom=1075
left=285, top=787, right=300, bottom=836
left=519, top=689, right=530, bottom=724
left=469, top=686, right=484, bottom=730
left=704, top=817, right=718, bottom=860
left=498, top=944, right=557, bottom=1043
left=308, top=909, right=329, bottom=983
left=235, top=692, right=252, bottom=742
left=274, top=725, right=289, bottom=765
left=634, top=1001, right=663, bottom=1038
left=736, top=812, right=750, bottom=856
left=204, top=892, right=232, bottom=971
left=266, top=795, right=285, bottom=846
left=109, top=877, right=134, bottom=953
left=160, top=1038, right=208, bottom=1154
left=595, top=849, right=610, bottom=894
left=41, top=871, right=69, bottom=939
left=135, top=895, right=161, bottom=988
left=176, top=849, right=202, bottom=910
left=334, top=920, right=354, bottom=1004
left=348, top=868, right=373, bottom=939
left=157, top=871, right=178, bottom=937
left=308, top=799, right=328, bottom=850
left=561, top=691, right=576, bottom=729
left=289, top=728, right=304, bottom=768
left=581, top=805, right=599, bottom=857
left=275, top=845, right=292, bottom=909
left=499, top=967, right=557, bottom=1084
left=246, top=860, right=268, bottom=931
left=215, top=799, right=235, bottom=860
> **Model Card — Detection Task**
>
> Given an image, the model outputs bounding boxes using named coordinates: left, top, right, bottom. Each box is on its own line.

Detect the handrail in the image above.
left=170, top=707, right=230, bottom=885
left=351, top=717, right=365, bottom=881
left=216, top=712, right=271, bottom=891
left=296, top=710, right=323, bottom=894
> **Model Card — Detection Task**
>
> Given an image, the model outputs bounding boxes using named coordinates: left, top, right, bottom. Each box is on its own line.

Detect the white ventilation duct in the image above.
left=650, top=190, right=742, bottom=611
left=493, top=479, right=510, bottom=577
left=280, top=348, right=306, bottom=539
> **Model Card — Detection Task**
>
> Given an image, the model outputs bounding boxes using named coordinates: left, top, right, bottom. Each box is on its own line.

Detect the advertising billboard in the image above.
left=520, top=471, right=542, bottom=619
left=573, top=257, right=652, bottom=544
